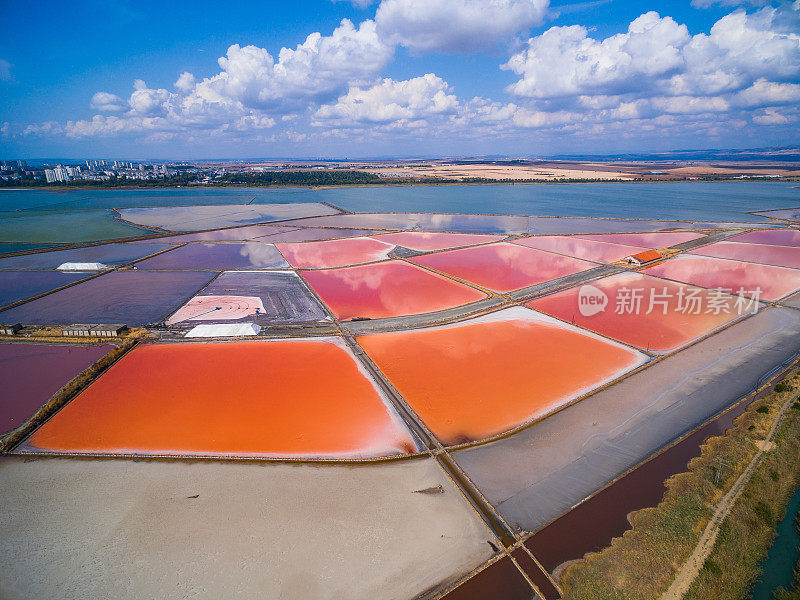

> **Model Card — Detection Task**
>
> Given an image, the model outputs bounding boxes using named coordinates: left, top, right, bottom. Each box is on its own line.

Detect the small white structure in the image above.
left=185, top=323, right=261, bottom=338
left=56, top=262, right=110, bottom=271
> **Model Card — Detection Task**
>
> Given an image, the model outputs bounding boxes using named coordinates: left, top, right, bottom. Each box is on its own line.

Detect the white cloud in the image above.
left=375, top=0, right=549, bottom=52
left=691, top=0, right=767, bottom=8
left=333, top=0, right=376, bottom=7
left=314, top=73, right=458, bottom=124
left=45, top=18, right=392, bottom=139
left=129, top=81, right=172, bottom=115
left=503, top=12, right=691, bottom=98
left=23, top=121, right=64, bottom=136
left=0, top=59, right=10, bottom=81
left=505, top=8, right=800, bottom=101
left=90, top=91, right=126, bottom=112
left=192, top=19, right=392, bottom=112
left=174, top=71, right=196, bottom=93
left=752, top=106, right=796, bottom=124
left=19, top=5, right=800, bottom=149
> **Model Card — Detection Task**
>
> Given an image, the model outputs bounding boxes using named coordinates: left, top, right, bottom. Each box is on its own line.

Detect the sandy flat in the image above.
left=365, top=164, right=633, bottom=181
left=0, top=456, right=494, bottom=600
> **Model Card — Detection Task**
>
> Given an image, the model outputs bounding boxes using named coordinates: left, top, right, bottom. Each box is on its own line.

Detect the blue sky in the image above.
left=1, top=0, right=798, bottom=159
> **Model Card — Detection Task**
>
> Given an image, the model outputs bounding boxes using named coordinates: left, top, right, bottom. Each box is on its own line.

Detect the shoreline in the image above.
left=559, top=368, right=800, bottom=600
left=2, top=177, right=800, bottom=193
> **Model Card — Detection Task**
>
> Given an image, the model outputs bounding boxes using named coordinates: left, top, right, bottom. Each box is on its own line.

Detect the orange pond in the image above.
left=410, top=242, right=595, bottom=292
left=357, top=308, right=646, bottom=445
left=527, top=272, right=744, bottom=353
left=25, top=340, right=417, bottom=458
left=371, top=232, right=505, bottom=252
left=642, top=255, right=800, bottom=301
left=276, top=237, right=394, bottom=269
left=300, top=260, right=487, bottom=320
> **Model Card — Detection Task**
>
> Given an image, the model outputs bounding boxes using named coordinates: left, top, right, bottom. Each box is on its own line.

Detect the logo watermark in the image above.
left=576, top=285, right=761, bottom=317
left=578, top=284, right=608, bottom=316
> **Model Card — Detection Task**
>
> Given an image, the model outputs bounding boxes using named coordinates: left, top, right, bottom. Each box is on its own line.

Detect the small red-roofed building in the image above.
left=625, top=250, right=663, bottom=266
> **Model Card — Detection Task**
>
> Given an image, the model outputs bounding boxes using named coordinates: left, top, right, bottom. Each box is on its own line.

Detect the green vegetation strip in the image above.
left=560, top=369, right=800, bottom=600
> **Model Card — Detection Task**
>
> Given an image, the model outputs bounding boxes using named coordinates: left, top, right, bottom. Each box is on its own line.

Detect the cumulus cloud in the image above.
left=19, top=5, right=800, bottom=148
left=90, top=91, right=126, bottom=112
left=375, top=0, right=550, bottom=52
left=504, top=8, right=800, bottom=102
left=504, top=12, right=691, bottom=98
left=314, top=73, right=458, bottom=124
left=191, top=19, right=392, bottom=112
left=752, top=106, right=796, bottom=124
left=37, top=18, right=392, bottom=140
left=174, top=71, right=196, bottom=93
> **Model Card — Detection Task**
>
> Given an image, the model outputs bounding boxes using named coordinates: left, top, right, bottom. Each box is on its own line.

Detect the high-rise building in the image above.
left=45, top=166, right=70, bottom=183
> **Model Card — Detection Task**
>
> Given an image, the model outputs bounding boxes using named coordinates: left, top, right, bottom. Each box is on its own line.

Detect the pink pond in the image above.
left=514, top=236, right=648, bottom=264
left=690, top=241, right=800, bottom=270
left=276, top=237, right=394, bottom=269
left=578, top=232, right=704, bottom=248
left=410, top=242, right=595, bottom=292
left=371, top=232, right=505, bottom=252
left=643, top=255, right=800, bottom=301
left=727, top=229, right=800, bottom=247
left=527, top=272, right=744, bottom=353
left=165, top=295, right=265, bottom=325
left=300, top=260, right=487, bottom=320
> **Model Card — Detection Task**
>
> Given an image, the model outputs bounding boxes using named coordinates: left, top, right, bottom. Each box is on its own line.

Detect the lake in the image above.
left=0, top=181, right=798, bottom=243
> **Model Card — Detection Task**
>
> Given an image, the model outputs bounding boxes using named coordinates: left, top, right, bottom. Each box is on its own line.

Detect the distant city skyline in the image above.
left=2, top=0, right=799, bottom=159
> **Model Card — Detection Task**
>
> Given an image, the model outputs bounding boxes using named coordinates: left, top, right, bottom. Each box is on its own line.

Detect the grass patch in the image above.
left=560, top=368, right=800, bottom=600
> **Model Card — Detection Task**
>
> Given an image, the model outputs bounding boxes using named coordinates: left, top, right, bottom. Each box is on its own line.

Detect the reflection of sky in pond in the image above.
left=528, top=272, right=745, bottom=353
left=643, top=255, right=800, bottom=301
left=24, top=339, right=418, bottom=459
left=282, top=213, right=530, bottom=234
left=118, top=203, right=338, bottom=231
left=150, top=225, right=298, bottom=242
left=529, top=217, right=692, bottom=235
left=372, top=232, right=504, bottom=251
left=358, top=307, right=647, bottom=445
left=514, top=236, right=647, bottom=263
left=0, top=271, right=90, bottom=307
left=134, top=243, right=288, bottom=270
left=750, top=208, right=800, bottom=221
left=277, top=237, right=395, bottom=269
left=2, top=183, right=799, bottom=222
left=301, top=260, right=486, bottom=320
left=577, top=232, right=704, bottom=248
left=0, top=243, right=171, bottom=270
left=728, top=229, right=800, bottom=247
left=691, top=241, right=800, bottom=269
left=411, top=242, right=595, bottom=292
left=0, top=270, right=217, bottom=325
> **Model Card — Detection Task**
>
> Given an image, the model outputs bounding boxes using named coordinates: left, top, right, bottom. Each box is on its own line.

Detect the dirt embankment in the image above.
left=560, top=369, right=800, bottom=600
